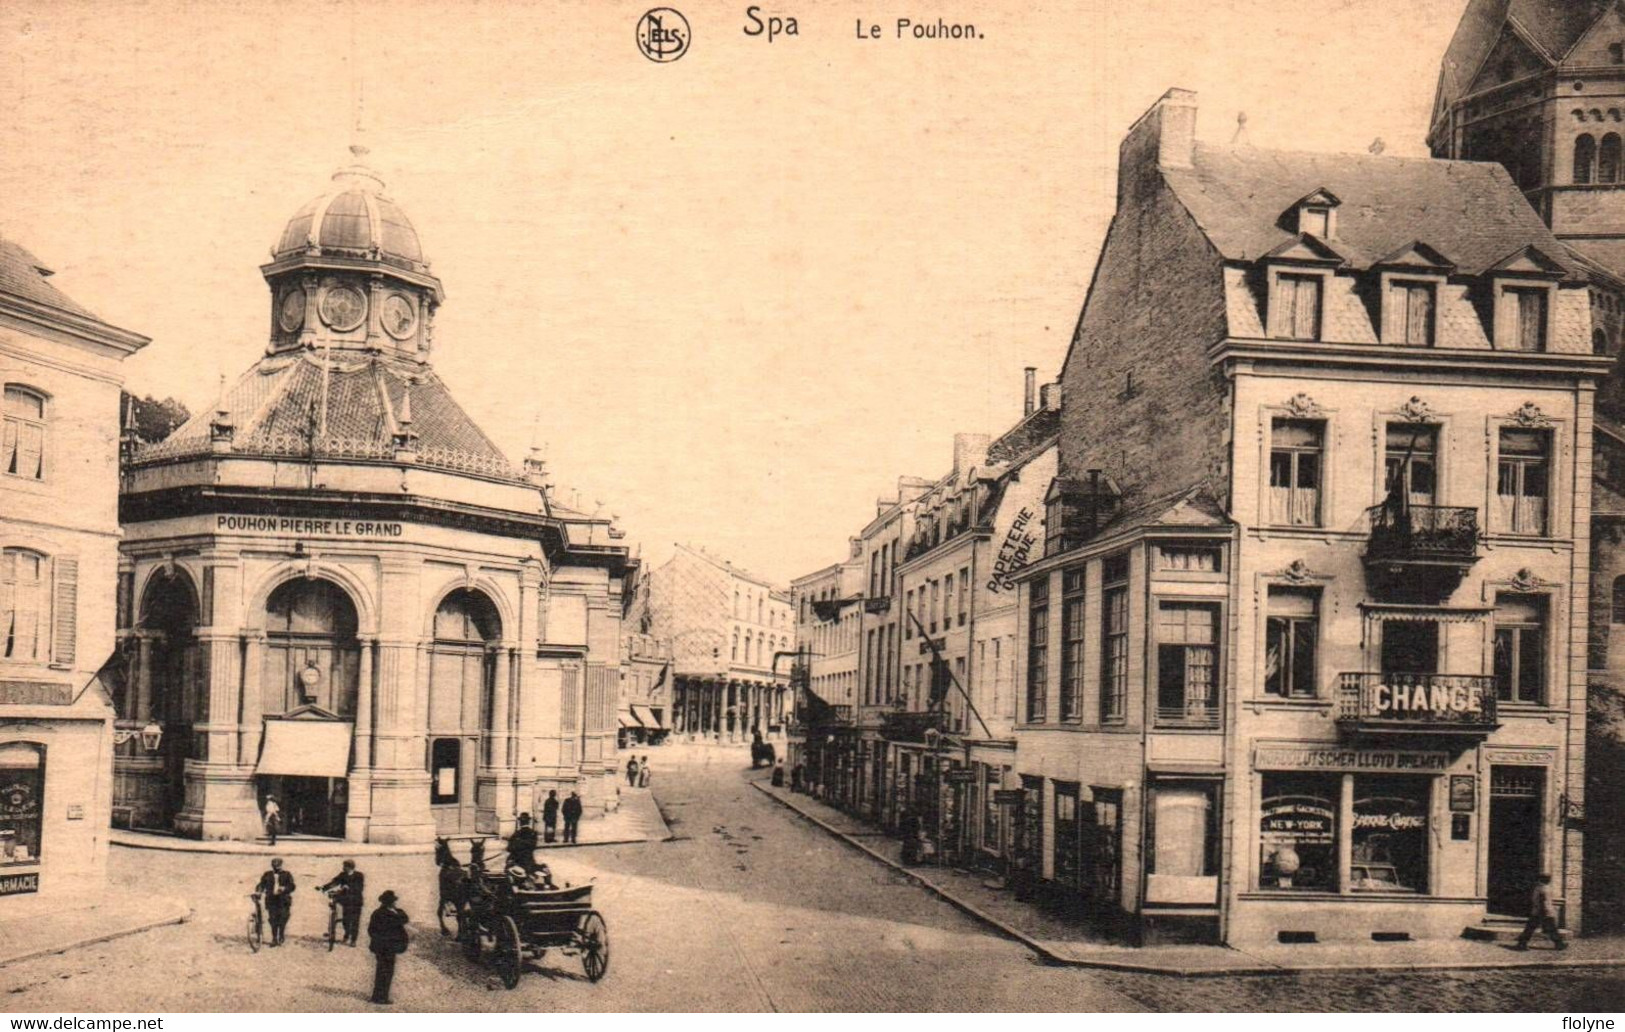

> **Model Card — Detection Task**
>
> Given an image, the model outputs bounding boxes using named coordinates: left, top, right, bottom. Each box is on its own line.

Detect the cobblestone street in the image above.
left=2, top=747, right=1621, bottom=1011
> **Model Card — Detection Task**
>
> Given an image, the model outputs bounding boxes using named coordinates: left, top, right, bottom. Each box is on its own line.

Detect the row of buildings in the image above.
left=1, top=147, right=656, bottom=911
left=788, top=0, right=1625, bottom=947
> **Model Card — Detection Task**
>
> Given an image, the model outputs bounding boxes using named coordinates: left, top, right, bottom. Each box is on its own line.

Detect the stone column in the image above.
left=368, top=636, right=434, bottom=844
left=134, top=634, right=154, bottom=722
left=344, top=636, right=375, bottom=842
left=240, top=632, right=264, bottom=769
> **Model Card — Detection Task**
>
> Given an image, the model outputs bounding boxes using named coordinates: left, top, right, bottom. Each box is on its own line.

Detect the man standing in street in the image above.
left=506, top=813, right=538, bottom=873
left=318, top=859, right=366, bottom=947
left=263, top=795, right=281, bottom=846
left=562, top=790, right=583, bottom=844
left=625, top=755, right=639, bottom=787
left=542, top=790, right=560, bottom=844
left=256, top=857, right=295, bottom=946
left=1515, top=872, right=1566, bottom=950
left=367, top=890, right=410, bottom=1005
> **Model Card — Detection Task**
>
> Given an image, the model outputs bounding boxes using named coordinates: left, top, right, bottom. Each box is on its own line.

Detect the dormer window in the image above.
left=1275, top=274, right=1322, bottom=340
left=1487, top=246, right=1565, bottom=353
left=1288, top=188, right=1340, bottom=239
left=1374, top=243, right=1454, bottom=348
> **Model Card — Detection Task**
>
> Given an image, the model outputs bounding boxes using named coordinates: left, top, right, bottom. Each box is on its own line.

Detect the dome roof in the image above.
left=273, top=146, right=424, bottom=267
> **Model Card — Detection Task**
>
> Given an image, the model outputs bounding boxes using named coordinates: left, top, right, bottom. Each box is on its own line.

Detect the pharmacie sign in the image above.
left=0, top=871, right=38, bottom=896
left=216, top=514, right=405, bottom=539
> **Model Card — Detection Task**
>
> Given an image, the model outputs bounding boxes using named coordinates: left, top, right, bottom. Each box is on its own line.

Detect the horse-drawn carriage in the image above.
left=435, top=838, right=610, bottom=989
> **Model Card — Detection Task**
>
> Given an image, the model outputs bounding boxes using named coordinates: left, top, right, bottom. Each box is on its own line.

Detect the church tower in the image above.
left=1429, top=0, right=1625, bottom=358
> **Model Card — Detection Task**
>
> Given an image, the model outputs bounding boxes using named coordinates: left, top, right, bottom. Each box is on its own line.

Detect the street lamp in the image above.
left=114, top=721, right=163, bottom=752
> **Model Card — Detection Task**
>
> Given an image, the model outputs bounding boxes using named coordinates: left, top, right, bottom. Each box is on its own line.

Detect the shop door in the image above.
left=1088, top=788, right=1123, bottom=906
left=1488, top=766, right=1545, bottom=916
left=273, top=776, right=346, bottom=838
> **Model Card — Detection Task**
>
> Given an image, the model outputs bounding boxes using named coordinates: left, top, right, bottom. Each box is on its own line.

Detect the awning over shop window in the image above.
left=257, top=718, right=353, bottom=778
left=618, top=711, right=642, bottom=729
left=631, top=705, right=663, bottom=729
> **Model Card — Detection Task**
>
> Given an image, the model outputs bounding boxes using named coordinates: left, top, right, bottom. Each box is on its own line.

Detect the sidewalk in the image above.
left=110, top=787, right=672, bottom=856
left=752, top=776, right=1625, bottom=976
left=0, top=893, right=191, bottom=969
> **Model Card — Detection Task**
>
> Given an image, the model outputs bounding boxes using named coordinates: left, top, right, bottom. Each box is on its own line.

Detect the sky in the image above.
left=0, top=0, right=1469, bottom=586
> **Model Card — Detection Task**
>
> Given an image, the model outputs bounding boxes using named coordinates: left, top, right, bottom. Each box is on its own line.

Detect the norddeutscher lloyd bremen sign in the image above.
left=215, top=514, right=405, bottom=538
left=1254, top=747, right=1450, bottom=773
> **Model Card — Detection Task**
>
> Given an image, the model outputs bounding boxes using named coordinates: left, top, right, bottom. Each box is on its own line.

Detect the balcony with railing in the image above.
left=1154, top=702, right=1221, bottom=729
left=1336, top=672, right=1498, bottom=737
left=1363, top=502, right=1480, bottom=598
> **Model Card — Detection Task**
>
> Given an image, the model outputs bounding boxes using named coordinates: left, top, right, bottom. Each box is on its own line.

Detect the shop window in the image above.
left=1265, top=588, right=1319, bottom=698
left=982, top=765, right=1001, bottom=850
left=1053, top=782, right=1081, bottom=890
left=0, top=742, right=44, bottom=867
left=1016, top=776, right=1043, bottom=879
left=1259, top=772, right=1338, bottom=891
left=1059, top=574, right=1085, bottom=722
left=1026, top=577, right=1048, bottom=722
left=1, top=549, right=48, bottom=662
left=1385, top=423, right=1438, bottom=508
left=1146, top=782, right=1220, bottom=904
left=1084, top=788, right=1123, bottom=903
left=1387, top=281, right=1435, bottom=346
left=1158, top=545, right=1222, bottom=572
left=1270, top=419, right=1324, bottom=526
left=1156, top=603, right=1219, bottom=727
left=1494, top=594, right=1548, bottom=704
left=430, top=737, right=460, bottom=803
left=1496, top=428, right=1550, bottom=535
left=1351, top=776, right=1430, bottom=892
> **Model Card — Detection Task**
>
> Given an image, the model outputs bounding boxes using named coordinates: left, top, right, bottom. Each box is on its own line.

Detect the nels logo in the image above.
left=637, top=8, right=691, bottom=63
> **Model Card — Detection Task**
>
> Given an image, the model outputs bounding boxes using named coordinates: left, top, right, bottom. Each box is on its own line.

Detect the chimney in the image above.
left=1024, top=367, right=1037, bottom=417
left=953, top=433, right=990, bottom=475
left=1040, top=381, right=1062, bottom=411
left=1119, top=88, right=1198, bottom=204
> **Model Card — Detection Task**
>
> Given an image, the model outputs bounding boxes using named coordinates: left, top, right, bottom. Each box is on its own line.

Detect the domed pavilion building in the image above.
left=112, top=150, right=632, bottom=844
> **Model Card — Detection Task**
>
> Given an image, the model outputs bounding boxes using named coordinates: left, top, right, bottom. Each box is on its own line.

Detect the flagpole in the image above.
left=905, top=607, right=993, bottom=739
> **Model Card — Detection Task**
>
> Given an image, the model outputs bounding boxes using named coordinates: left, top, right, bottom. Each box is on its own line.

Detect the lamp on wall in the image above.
left=114, top=721, right=163, bottom=752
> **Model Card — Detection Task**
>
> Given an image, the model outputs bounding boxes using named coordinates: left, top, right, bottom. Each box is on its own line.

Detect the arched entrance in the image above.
left=426, top=588, right=501, bottom=835
left=257, top=578, right=361, bottom=838
left=136, top=570, right=199, bottom=831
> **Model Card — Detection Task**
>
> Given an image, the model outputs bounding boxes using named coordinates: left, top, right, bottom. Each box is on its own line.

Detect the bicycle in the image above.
left=325, top=889, right=342, bottom=951
left=247, top=893, right=265, bottom=953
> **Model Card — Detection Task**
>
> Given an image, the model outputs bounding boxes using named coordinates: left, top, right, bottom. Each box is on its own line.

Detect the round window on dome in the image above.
left=277, top=288, right=306, bottom=333
left=381, top=293, right=417, bottom=340
left=319, top=284, right=367, bottom=332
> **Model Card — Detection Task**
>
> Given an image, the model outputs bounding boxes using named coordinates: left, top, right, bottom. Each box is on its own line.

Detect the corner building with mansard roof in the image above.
left=114, top=150, right=634, bottom=844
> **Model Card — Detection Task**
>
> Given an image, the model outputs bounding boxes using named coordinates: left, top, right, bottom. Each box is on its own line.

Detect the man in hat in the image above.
left=1515, top=872, right=1567, bottom=950
left=561, top=791, right=583, bottom=844
left=255, top=857, right=296, bottom=946
left=506, top=813, right=538, bottom=873
left=367, top=890, right=410, bottom=1005
left=318, top=859, right=366, bottom=946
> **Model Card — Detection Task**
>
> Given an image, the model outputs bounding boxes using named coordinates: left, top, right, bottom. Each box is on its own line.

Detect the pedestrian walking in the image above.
left=638, top=755, right=651, bottom=788
left=367, top=890, right=410, bottom=1005
left=1515, top=872, right=1566, bottom=950
left=263, top=795, right=281, bottom=846
left=506, top=813, right=538, bottom=873
left=255, top=857, right=295, bottom=946
left=562, top=791, right=583, bottom=844
left=318, top=859, right=366, bottom=946
left=625, top=755, right=640, bottom=787
left=542, top=790, right=560, bottom=843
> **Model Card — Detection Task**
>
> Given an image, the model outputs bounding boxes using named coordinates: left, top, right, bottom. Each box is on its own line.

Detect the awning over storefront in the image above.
left=619, top=711, right=642, bottom=728
left=257, top=718, right=353, bottom=778
left=631, top=705, right=663, bottom=729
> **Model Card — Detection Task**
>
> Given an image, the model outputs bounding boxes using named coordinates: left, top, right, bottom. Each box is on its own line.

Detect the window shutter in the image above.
left=52, top=556, right=78, bottom=667
left=1409, top=285, right=1433, bottom=345
left=1383, top=282, right=1403, bottom=342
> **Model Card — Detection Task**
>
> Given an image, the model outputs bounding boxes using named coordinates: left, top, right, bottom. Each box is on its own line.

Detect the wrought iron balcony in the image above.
left=1154, top=703, right=1221, bottom=730
left=1363, top=502, right=1480, bottom=598
left=1336, top=672, right=1498, bottom=736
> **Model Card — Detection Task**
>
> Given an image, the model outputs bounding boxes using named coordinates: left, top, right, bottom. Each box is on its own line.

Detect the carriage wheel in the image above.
left=438, top=898, right=458, bottom=937
left=497, top=916, right=523, bottom=991
left=458, top=908, right=482, bottom=961
left=579, top=911, right=609, bottom=983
